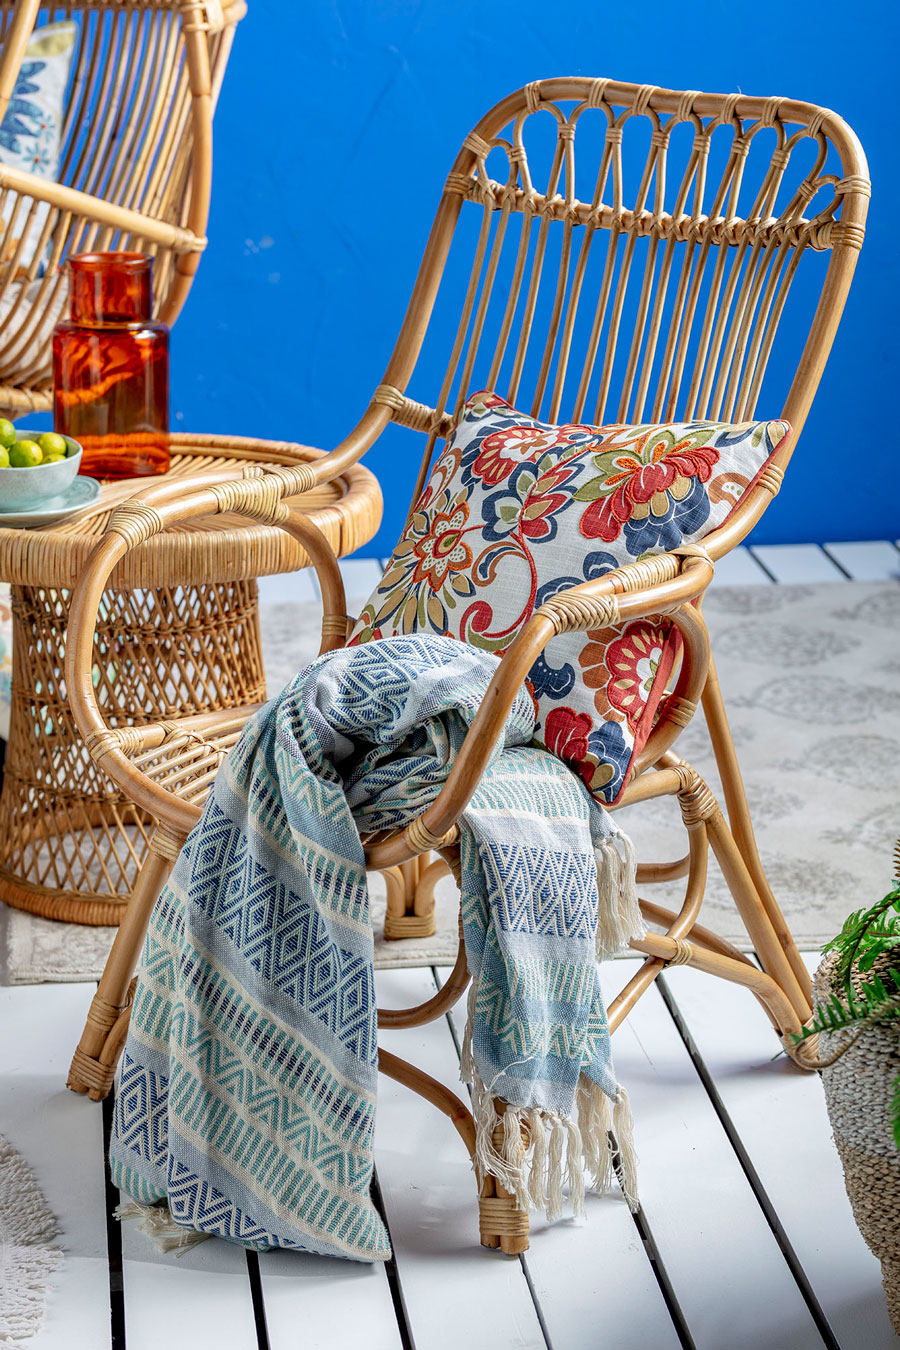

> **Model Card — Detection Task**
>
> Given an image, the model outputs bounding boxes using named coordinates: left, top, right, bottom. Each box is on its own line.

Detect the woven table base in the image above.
left=0, top=578, right=265, bottom=924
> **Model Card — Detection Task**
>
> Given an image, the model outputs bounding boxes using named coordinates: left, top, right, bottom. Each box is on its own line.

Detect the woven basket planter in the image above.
left=815, top=951, right=900, bottom=1333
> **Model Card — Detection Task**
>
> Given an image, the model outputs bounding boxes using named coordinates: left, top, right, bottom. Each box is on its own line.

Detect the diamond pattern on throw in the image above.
left=111, top=635, right=638, bottom=1259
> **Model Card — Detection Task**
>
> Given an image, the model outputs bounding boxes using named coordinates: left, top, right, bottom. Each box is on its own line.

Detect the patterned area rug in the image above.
left=1, top=580, right=897, bottom=984
left=0, top=1134, right=61, bottom=1344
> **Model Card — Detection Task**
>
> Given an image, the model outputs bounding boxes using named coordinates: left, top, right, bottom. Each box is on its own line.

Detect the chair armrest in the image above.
left=0, top=161, right=206, bottom=257
left=363, top=545, right=715, bottom=870
left=116, top=417, right=393, bottom=505
left=65, top=473, right=352, bottom=833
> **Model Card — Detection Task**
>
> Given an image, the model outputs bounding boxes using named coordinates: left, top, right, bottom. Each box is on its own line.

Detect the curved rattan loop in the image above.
left=633, top=598, right=713, bottom=776
left=64, top=464, right=357, bottom=831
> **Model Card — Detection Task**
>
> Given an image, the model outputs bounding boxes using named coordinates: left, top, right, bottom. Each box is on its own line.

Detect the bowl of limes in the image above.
left=0, top=419, right=83, bottom=511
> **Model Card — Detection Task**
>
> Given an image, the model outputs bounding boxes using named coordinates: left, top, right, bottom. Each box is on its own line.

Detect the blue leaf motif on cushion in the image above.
left=582, top=550, right=620, bottom=581
left=0, top=62, right=46, bottom=155
left=481, top=464, right=533, bottom=540
left=535, top=576, right=583, bottom=606
left=714, top=422, right=780, bottom=451
left=530, top=650, right=576, bottom=700
left=587, top=720, right=633, bottom=803
left=527, top=577, right=582, bottom=700
left=621, top=475, right=711, bottom=555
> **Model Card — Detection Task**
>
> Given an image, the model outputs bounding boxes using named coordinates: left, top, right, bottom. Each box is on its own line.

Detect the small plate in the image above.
left=0, top=475, right=102, bottom=529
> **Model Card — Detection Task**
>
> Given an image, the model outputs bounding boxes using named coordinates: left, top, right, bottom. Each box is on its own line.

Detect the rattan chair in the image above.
left=65, top=77, right=869, bottom=1254
left=0, top=0, right=245, bottom=416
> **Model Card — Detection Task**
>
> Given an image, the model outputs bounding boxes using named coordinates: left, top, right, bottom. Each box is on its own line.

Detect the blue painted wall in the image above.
left=171, top=0, right=895, bottom=556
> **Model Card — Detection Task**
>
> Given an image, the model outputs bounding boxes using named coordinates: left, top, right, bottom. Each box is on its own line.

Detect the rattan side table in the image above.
left=0, top=433, right=381, bottom=924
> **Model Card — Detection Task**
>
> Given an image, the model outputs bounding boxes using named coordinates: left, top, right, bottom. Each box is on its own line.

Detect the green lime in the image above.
left=0, top=419, right=15, bottom=450
left=38, top=432, right=68, bottom=458
left=43, top=452, right=66, bottom=463
left=0, top=447, right=9, bottom=468
left=9, top=439, right=43, bottom=468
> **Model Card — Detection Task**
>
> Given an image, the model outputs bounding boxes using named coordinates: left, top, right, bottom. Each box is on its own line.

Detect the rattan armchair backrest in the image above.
left=0, top=0, right=245, bottom=414
left=370, top=78, right=869, bottom=553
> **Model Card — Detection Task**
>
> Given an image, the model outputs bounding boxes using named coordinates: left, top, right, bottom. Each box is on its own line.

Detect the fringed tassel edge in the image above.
left=468, top=1072, right=639, bottom=1223
left=115, top=1200, right=212, bottom=1255
left=594, top=830, right=643, bottom=960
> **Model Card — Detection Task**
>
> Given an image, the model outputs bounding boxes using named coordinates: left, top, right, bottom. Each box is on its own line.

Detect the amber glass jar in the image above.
left=53, top=252, right=170, bottom=479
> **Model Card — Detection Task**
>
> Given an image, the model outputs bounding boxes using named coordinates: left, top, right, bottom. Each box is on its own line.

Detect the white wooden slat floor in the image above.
left=749, top=543, right=848, bottom=584
left=823, top=541, right=900, bottom=580
left=4, top=541, right=898, bottom=1350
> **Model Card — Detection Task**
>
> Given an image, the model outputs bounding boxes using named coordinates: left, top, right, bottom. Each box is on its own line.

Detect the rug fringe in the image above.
left=115, top=1200, right=212, bottom=1254
left=468, top=1072, right=639, bottom=1222
left=0, top=1135, right=63, bottom=1344
left=594, top=830, right=643, bottom=959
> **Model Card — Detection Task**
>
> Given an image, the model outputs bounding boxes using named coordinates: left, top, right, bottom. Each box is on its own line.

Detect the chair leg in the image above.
left=478, top=1101, right=531, bottom=1254
left=67, top=826, right=183, bottom=1101
left=383, top=852, right=444, bottom=940
left=479, top=1173, right=530, bottom=1254
left=663, top=756, right=812, bottom=1024
left=701, top=656, right=813, bottom=1004
left=378, top=1045, right=530, bottom=1250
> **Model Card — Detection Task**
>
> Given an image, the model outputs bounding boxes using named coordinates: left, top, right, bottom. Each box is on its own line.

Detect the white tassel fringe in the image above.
left=594, top=829, right=643, bottom=960
left=462, top=820, right=641, bottom=1220
left=115, top=1200, right=212, bottom=1254
left=468, top=1071, right=639, bottom=1221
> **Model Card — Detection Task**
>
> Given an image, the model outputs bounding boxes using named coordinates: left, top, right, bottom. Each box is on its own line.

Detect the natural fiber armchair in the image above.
left=0, top=0, right=245, bottom=416
left=66, top=77, right=868, bottom=1254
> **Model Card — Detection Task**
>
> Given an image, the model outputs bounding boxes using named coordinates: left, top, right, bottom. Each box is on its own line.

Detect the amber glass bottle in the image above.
left=53, top=252, right=170, bottom=479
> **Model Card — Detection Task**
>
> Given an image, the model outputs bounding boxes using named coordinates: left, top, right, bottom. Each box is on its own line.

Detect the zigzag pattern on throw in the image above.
left=111, top=635, right=640, bottom=1260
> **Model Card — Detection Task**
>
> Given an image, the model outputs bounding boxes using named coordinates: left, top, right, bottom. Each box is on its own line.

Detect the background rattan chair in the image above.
left=0, top=0, right=246, bottom=417
left=64, top=77, right=869, bottom=1253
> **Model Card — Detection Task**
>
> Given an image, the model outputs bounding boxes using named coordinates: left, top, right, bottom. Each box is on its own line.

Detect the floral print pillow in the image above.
left=0, top=21, right=77, bottom=273
left=351, top=392, right=790, bottom=804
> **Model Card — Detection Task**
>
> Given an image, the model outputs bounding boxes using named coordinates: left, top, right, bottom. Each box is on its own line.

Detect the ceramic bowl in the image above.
left=0, top=433, right=83, bottom=510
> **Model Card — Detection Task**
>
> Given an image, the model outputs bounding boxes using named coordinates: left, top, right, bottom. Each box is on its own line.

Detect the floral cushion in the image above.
left=351, top=391, right=790, bottom=804
left=0, top=21, right=77, bottom=273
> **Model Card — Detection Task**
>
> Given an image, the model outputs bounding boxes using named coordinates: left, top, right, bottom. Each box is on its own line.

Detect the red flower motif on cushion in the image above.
left=578, top=431, right=720, bottom=542
left=519, top=462, right=581, bottom=540
left=579, top=621, right=670, bottom=731
left=606, top=624, right=668, bottom=729
left=411, top=503, right=473, bottom=591
left=471, top=425, right=564, bottom=487
left=543, top=706, right=596, bottom=789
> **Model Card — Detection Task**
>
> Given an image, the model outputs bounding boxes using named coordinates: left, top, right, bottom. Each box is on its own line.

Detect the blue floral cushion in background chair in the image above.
left=0, top=19, right=77, bottom=271
left=351, top=391, right=790, bottom=804
left=0, top=20, right=77, bottom=368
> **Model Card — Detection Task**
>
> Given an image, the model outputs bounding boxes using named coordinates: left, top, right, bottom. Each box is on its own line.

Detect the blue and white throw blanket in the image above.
left=111, top=635, right=641, bottom=1261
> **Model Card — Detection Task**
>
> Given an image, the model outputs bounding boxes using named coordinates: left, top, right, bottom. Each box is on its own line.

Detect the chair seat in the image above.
left=129, top=710, right=256, bottom=812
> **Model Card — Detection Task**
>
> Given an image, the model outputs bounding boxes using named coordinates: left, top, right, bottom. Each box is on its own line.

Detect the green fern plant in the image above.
left=793, top=879, right=900, bottom=1149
